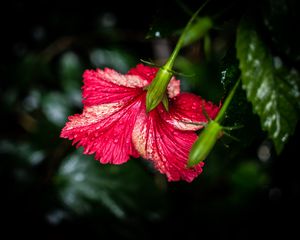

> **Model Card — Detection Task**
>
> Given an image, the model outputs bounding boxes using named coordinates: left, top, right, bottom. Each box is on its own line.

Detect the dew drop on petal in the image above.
left=191, top=102, right=197, bottom=110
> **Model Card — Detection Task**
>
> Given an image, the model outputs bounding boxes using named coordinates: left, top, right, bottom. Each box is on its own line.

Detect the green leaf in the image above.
left=236, top=18, right=300, bottom=153
left=55, top=149, right=166, bottom=219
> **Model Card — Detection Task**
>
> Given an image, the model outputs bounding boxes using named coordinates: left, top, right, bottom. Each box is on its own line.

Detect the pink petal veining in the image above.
left=168, top=93, right=220, bottom=131
left=61, top=98, right=142, bottom=165
left=82, top=69, right=145, bottom=106
left=132, top=103, right=205, bottom=182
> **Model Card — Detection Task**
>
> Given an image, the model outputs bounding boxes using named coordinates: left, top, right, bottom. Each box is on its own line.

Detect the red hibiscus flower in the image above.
left=60, top=64, right=219, bottom=182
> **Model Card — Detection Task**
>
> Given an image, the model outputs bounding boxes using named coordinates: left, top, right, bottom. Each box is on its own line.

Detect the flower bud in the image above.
left=188, top=120, right=223, bottom=167
left=146, top=67, right=173, bottom=112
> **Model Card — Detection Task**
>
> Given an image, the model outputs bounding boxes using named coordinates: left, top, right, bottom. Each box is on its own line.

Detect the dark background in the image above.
left=1, top=0, right=299, bottom=239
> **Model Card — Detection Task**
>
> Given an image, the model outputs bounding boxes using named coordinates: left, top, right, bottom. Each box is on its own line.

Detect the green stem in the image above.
left=146, top=1, right=210, bottom=112
left=215, top=78, right=241, bottom=123
left=164, top=0, right=210, bottom=70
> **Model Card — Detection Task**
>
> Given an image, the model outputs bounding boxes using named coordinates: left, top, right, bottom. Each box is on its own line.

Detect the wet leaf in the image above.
left=55, top=149, right=166, bottom=219
left=236, top=17, right=300, bottom=153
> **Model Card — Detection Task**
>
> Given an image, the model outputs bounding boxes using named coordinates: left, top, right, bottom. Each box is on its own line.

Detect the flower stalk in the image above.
left=146, top=0, right=211, bottom=112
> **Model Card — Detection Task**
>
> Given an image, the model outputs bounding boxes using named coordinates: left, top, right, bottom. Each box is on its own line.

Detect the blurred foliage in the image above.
left=56, top=149, right=166, bottom=219
left=0, top=0, right=299, bottom=239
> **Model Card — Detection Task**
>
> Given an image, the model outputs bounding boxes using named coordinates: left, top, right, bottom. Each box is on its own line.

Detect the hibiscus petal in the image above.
left=82, top=68, right=147, bottom=106
left=132, top=104, right=204, bottom=182
left=167, top=77, right=180, bottom=98
left=167, top=93, right=220, bottom=131
left=61, top=100, right=142, bottom=164
left=127, top=64, right=158, bottom=82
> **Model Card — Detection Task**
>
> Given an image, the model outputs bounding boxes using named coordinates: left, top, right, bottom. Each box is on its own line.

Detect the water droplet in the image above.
left=155, top=31, right=161, bottom=37
left=258, top=144, right=270, bottom=162
left=191, top=102, right=197, bottom=110
left=113, top=139, right=119, bottom=143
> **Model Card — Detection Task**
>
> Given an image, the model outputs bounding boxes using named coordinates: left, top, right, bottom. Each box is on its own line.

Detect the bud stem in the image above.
left=165, top=0, right=210, bottom=70
left=215, top=78, right=241, bottom=123
left=146, top=0, right=210, bottom=112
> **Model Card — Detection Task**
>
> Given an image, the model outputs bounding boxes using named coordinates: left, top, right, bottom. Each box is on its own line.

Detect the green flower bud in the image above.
left=145, top=3, right=212, bottom=113
left=188, top=120, right=223, bottom=167
left=182, top=17, right=213, bottom=47
left=146, top=67, right=172, bottom=112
